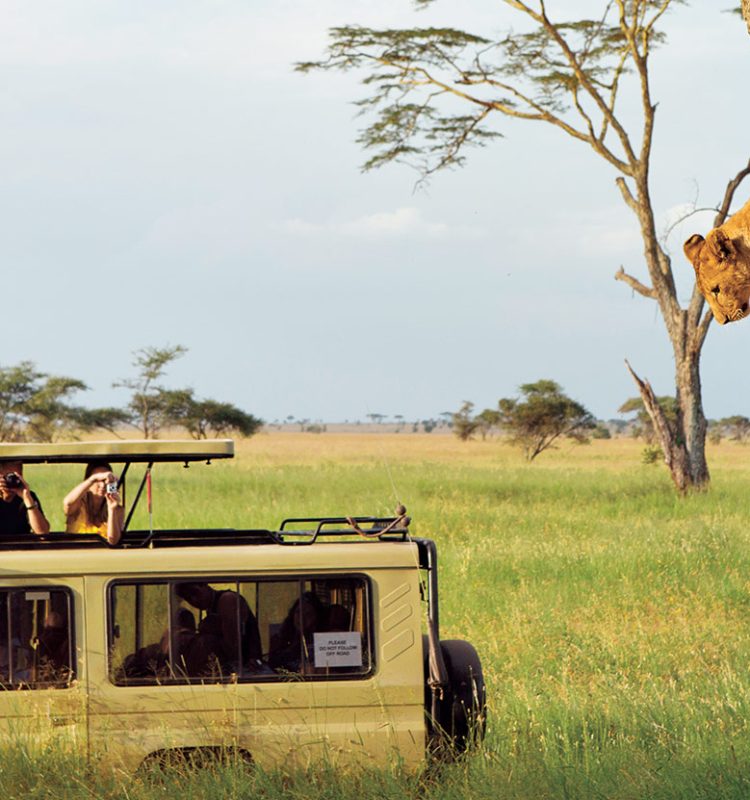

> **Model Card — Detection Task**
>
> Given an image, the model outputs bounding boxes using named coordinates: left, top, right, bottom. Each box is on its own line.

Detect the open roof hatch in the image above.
left=0, top=440, right=234, bottom=536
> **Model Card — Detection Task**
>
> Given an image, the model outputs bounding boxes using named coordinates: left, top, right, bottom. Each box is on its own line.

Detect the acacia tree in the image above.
left=718, top=415, right=750, bottom=442
left=452, top=400, right=480, bottom=441
left=299, top=1, right=750, bottom=491
left=498, top=380, right=595, bottom=461
left=0, top=362, right=129, bottom=442
left=159, top=388, right=263, bottom=440
left=114, top=345, right=187, bottom=438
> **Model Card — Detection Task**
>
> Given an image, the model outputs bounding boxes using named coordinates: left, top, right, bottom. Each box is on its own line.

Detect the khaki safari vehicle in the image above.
left=0, top=440, right=485, bottom=771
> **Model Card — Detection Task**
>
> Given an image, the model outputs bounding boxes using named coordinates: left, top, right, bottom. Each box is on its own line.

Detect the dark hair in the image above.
left=82, top=461, right=114, bottom=527
left=276, top=591, right=325, bottom=644
left=84, top=461, right=113, bottom=480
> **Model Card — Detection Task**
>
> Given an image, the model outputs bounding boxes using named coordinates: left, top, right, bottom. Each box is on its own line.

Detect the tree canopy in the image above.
left=0, top=347, right=262, bottom=443
left=0, top=363, right=123, bottom=443
left=498, top=379, right=596, bottom=461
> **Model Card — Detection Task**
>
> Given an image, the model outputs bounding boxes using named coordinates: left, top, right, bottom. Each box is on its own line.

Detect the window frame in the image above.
left=106, top=573, right=375, bottom=687
left=0, top=584, right=76, bottom=689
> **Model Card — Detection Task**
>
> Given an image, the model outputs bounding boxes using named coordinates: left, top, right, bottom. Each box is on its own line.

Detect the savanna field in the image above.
left=5, top=432, right=750, bottom=799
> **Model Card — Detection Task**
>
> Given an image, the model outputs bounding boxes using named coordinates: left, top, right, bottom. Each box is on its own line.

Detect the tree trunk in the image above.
left=743, top=0, right=750, bottom=35
left=626, top=362, right=694, bottom=493
left=625, top=174, right=710, bottom=491
left=675, top=344, right=709, bottom=486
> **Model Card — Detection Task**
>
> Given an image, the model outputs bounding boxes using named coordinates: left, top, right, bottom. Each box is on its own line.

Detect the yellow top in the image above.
left=66, top=507, right=106, bottom=536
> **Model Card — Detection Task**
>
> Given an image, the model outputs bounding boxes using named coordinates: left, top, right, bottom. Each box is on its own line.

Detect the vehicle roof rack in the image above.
left=0, top=515, right=411, bottom=550
left=0, top=440, right=234, bottom=464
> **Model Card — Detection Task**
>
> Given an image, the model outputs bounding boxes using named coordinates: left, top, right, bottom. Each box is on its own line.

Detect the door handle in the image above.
left=50, top=715, right=76, bottom=726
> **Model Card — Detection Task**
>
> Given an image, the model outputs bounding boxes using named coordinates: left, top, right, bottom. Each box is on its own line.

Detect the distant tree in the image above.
left=707, top=420, right=723, bottom=446
left=114, top=345, right=187, bottom=438
left=69, top=407, right=132, bottom=439
left=475, top=408, right=502, bottom=441
left=718, top=415, right=750, bottom=442
left=592, top=423, right=611, bottom=440
left=619, top=396, right=678, bottom=444
left=452, top=401, right=480, bottom=442
left=158, top=387, right=263, bottom=439
left=0, top=362, right=127, bottom=442
left=498, top=380, right=595, bottom=461
left=422, top=418, right=437, bottom=433
left=366, top=413, right=385, bottom=425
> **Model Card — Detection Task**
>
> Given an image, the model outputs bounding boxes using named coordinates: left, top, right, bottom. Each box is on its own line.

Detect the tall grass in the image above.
left=5, top=434, right=750, bottom=798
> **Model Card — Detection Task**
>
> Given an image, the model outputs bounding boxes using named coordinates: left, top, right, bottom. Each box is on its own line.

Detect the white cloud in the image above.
left=281, top=206, right=486, bottom=241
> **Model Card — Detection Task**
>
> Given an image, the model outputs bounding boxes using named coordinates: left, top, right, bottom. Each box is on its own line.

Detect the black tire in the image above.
left=139, top=746, right=253, bottom=777
left=424, top=638, right=486, bottom=754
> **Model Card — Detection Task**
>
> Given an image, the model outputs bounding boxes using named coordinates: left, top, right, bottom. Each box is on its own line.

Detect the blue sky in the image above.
left=2, top=1, right=749, bottom=423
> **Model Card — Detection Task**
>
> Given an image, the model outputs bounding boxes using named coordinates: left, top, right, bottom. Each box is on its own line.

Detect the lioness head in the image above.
left=684, top=229, right=750, bottom=324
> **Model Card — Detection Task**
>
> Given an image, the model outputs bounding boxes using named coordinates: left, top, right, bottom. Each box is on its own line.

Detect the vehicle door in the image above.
left=0, top=578, right=86, bottom=752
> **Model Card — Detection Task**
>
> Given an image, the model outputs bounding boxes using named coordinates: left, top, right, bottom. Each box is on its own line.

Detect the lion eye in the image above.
left=711, top=285, right=720, bottom=296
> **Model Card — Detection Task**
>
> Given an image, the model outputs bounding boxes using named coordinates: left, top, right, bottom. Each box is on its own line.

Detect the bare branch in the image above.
left=661, top=205, right=718, bottom=247
left=624, top=358, right=691, bottom=493
left=615, top=266, right=656, bottom=298
left=695, top=306, right=713, bottom=352
left=615, top=176, right=638, bottom=214
left=531, top=2, right=638, bottom=166
left=714, top=158, right=750, bottom=227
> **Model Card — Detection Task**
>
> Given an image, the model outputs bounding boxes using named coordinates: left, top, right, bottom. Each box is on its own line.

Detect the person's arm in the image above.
left=17, top=483, right=50, bottom=535
left=105, top=491, right=123, bottom=545
left=217, top=593, right=248, bottom=663
left=63, top=472, right=112, bottom=516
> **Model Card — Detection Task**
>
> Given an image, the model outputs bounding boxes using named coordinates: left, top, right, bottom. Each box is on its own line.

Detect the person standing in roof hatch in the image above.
left=0, top=461, right=50, bottom=537
left=64, top=461, right=123, bottom=545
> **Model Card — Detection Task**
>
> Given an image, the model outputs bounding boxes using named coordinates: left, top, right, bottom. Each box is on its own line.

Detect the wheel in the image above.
left=435, top=639, right=487, bottom=752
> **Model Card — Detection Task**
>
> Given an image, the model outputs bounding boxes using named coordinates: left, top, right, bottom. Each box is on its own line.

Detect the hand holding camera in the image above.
left=4, top=472, right=23, bottom=491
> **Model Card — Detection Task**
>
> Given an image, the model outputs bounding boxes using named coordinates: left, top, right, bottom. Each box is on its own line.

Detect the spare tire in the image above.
left=432, top=639, right=486, bottom=753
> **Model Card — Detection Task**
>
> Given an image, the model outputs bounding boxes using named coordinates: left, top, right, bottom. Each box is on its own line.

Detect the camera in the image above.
left=106, top=481, right=118, bottom=495
left=4, top=473, right=22, bottom=489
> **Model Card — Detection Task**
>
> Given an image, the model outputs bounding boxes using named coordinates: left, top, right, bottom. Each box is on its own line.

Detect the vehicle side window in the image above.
left=109, top=577, right=371, bottom=685
left=0, top=588, right=74, bottom=689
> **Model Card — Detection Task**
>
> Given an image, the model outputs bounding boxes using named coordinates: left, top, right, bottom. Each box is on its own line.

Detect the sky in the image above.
left=1, top=1, right=749, bottom=424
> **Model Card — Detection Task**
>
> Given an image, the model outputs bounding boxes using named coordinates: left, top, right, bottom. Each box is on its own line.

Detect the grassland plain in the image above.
left=4, top=433, right=750, bottom=799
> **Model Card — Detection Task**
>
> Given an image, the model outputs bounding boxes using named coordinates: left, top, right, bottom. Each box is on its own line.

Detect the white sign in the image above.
left=313, top=632, right=362, bottom=668
left=25, top=592, right=50, bottom=602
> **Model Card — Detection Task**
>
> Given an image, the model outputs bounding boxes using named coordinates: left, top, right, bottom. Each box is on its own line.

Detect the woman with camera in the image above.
left=0, top=461, right=50, bottom=537
left=63, top=461, right=123, bottom=545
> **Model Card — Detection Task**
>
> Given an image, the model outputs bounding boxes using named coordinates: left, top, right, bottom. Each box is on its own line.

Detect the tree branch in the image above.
left=523, top=0, right=638, bottom=166
left=615, top=176, right=638, bottom=214
left=615, top=266, right=656, bottom=298
left=624, top=358, right=691, bottom=493
left=714, top=158, right=750, bottom=227
left=695, top=306, right=713, bottom=352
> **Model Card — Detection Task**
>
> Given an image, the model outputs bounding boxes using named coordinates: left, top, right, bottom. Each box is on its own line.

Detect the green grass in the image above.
left=5, top=434, right=750, bottom=798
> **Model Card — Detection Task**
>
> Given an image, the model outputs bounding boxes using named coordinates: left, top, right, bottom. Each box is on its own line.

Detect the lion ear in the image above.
left=707, top=229, right=736, bottom=262
left=683, top=233, right=705, bottom=269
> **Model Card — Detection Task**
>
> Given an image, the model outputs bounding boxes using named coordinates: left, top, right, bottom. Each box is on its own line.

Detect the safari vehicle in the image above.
left=0, top=440, right=485, bottom=771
